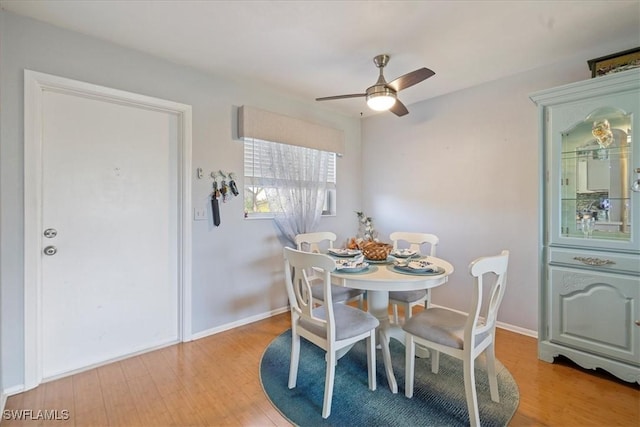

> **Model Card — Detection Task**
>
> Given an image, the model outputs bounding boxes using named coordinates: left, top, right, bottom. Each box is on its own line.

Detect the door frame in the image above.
left=23, top=70, right=193, bottom=389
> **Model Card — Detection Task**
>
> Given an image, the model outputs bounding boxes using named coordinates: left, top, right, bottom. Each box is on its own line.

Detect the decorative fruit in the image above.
left=347, top=238, right=358, bottom=250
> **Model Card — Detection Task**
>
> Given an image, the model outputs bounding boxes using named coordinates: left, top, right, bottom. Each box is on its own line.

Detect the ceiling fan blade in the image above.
left=387, top=68, right=435, bottom=92
left=316, top=93, right=366, bottom=101
left=389, top=99, right=409, bottom=117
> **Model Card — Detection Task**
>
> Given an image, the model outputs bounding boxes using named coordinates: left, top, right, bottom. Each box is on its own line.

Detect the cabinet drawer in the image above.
left=549, top=247, right=640, bottom=275
left=548, top=266, right=640, bottom=366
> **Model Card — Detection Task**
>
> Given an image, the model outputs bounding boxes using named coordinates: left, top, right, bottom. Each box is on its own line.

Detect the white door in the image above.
left=24, top=71, right=192, bottom=384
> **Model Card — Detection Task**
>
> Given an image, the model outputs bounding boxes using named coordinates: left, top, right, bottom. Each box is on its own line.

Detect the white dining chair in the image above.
left=388, top=232, right=439, bottom=323
left=283, top=247, right=379, bottom=419
left=295, top=232, right=365, bottom=309
left=403, top=250, right=509, bottom=427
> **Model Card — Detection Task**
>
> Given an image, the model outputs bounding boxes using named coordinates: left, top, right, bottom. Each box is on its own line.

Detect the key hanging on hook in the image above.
left=211, top=179, right=221, bottom=226
left=220, top=173, right=229, bottom=203
left=229, top=172, right=239, bottom=196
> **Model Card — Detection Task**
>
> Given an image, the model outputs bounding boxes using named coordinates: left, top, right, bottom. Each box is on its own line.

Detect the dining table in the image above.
left=331, top=255, right=454, bottom=394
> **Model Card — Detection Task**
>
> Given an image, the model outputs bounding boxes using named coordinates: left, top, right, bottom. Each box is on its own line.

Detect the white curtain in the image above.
left=263, top=140, right=329, bottom=245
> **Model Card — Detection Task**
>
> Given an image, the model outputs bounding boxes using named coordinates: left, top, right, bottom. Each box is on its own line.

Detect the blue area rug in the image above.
left=260, top=330, right=519, bottom=426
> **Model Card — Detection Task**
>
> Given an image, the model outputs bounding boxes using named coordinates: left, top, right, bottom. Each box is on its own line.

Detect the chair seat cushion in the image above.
left=388, top=289, right=427, bottom=303
left=403, top=308, right=489, bottom=350
left=311, top=284, right=364, bottom=303
left=300, top=304, right=379, bottom=341
left=403, top=308, right=466, bottom=349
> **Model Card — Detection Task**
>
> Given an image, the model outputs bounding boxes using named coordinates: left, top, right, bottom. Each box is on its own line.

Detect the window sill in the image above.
left=244, top=213, right=336, bottom=220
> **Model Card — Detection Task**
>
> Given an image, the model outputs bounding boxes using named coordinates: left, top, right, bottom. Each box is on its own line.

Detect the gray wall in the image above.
left=360, top=53, right=620, bottom=332
left=0, top=11, right=362, bottom=390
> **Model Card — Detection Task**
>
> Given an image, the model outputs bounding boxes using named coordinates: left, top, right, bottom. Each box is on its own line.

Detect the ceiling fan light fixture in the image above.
left=366, top=87, right=397, bottom=111
left=316, top=54, right=434, bottom=116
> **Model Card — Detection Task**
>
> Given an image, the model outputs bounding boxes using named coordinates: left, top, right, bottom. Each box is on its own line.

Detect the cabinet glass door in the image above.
left=560, top=107, right=632, bottom=243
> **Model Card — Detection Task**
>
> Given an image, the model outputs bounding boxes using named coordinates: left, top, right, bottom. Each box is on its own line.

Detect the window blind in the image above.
left=243, top=138, right=336, bottom=184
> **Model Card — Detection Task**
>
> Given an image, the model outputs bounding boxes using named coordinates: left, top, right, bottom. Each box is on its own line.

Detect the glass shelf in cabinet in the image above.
left=561, top=145, right=630, bottom=158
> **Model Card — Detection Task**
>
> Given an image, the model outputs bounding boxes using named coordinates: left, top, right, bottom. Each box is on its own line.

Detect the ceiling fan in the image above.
left=316, top=54, right=435, bottom=117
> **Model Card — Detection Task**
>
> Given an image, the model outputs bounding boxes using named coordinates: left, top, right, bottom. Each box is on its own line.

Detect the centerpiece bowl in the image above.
left=360, top=241, right=392, bottom=261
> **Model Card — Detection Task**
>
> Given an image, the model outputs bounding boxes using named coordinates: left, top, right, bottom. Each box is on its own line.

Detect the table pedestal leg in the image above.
left=367, top=290, right=399, bottom=394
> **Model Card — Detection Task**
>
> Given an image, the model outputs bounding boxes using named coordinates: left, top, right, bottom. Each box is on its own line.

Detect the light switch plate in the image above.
left=194, top=208, right=207, bottom=220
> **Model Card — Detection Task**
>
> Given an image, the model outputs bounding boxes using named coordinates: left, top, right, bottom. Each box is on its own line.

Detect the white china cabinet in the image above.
left=530, top=69, right=640, bottom=384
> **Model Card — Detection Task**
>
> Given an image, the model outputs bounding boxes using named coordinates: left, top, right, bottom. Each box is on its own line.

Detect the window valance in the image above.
left=238, top=105, right=345, bottom=155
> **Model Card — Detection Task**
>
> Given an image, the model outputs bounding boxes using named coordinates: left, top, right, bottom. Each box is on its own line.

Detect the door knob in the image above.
left=635, top=320, right=640, bottom=327
left=43, top=228, right=58, bottom=238
left=43, top=246, right=57, bottom=256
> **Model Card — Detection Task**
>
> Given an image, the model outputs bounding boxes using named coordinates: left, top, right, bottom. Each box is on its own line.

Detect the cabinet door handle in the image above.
left=635, top=320, right=640, bottom=327
left=573, top=256, right=615, bottom=266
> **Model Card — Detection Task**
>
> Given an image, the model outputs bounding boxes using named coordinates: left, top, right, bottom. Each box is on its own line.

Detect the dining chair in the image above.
left=403, top=250, right=509, bottom=427
left=283, top=247, right=379, bottom=419
left=295, top=232, right=365, bottom=309
left=388, top=231, right=439, bottom=323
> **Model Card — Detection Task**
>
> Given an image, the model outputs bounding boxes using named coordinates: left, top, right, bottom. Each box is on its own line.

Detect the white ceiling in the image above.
left=2, top=0, right=639, bottom=117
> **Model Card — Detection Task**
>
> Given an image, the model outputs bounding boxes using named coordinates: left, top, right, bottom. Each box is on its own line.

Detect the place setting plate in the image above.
left=389, top=249, right=418, bottom=259
left=335, top=262, right=377, bottom=274
left=327, top=248, right=362, bottom=258
left=333, top=255, right=379, bottom=274
left=363, top=256, right=394, bottom=265
left=390, top=259, right=445, bottom=276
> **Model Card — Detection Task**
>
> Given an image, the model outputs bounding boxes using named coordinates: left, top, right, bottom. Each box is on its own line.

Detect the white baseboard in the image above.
left=1, top=384, right=27, bottom=413
left=191, top=304, right=538, bottom=342
left=3, top=384, right=25, bottom=397
left=1, top=308, right=290, bottom=399
left=496, top=320, right=538, bottom=338
left=1, top=303, right=535, bottom=402
left=191, top=306, right=289, bottom=341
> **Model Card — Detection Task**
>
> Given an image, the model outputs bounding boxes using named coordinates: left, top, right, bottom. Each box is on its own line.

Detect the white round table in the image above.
left=332, top=256, right=454, bottom=394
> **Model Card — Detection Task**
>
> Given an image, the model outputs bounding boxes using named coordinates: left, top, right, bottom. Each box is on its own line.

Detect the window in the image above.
left=243, top=138, right=336, bottom=218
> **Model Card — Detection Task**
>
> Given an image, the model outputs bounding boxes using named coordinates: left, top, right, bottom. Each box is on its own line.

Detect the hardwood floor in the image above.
left=3, top=311, right=638, bottom=426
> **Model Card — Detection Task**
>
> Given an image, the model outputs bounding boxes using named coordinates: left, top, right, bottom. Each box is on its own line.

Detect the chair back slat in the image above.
left=295, top=231, right=336, bottom=253
left=286, top=262, right=315, bottom=318
left=390, top=232, right=439, bottom=256
left=284, top=247, right=338, bottom=332
left=465, top=250, right=509, bottom=340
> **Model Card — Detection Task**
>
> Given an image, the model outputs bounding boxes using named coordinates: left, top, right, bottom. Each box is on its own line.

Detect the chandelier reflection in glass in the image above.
left=592, top=119, right=614, bottom=148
